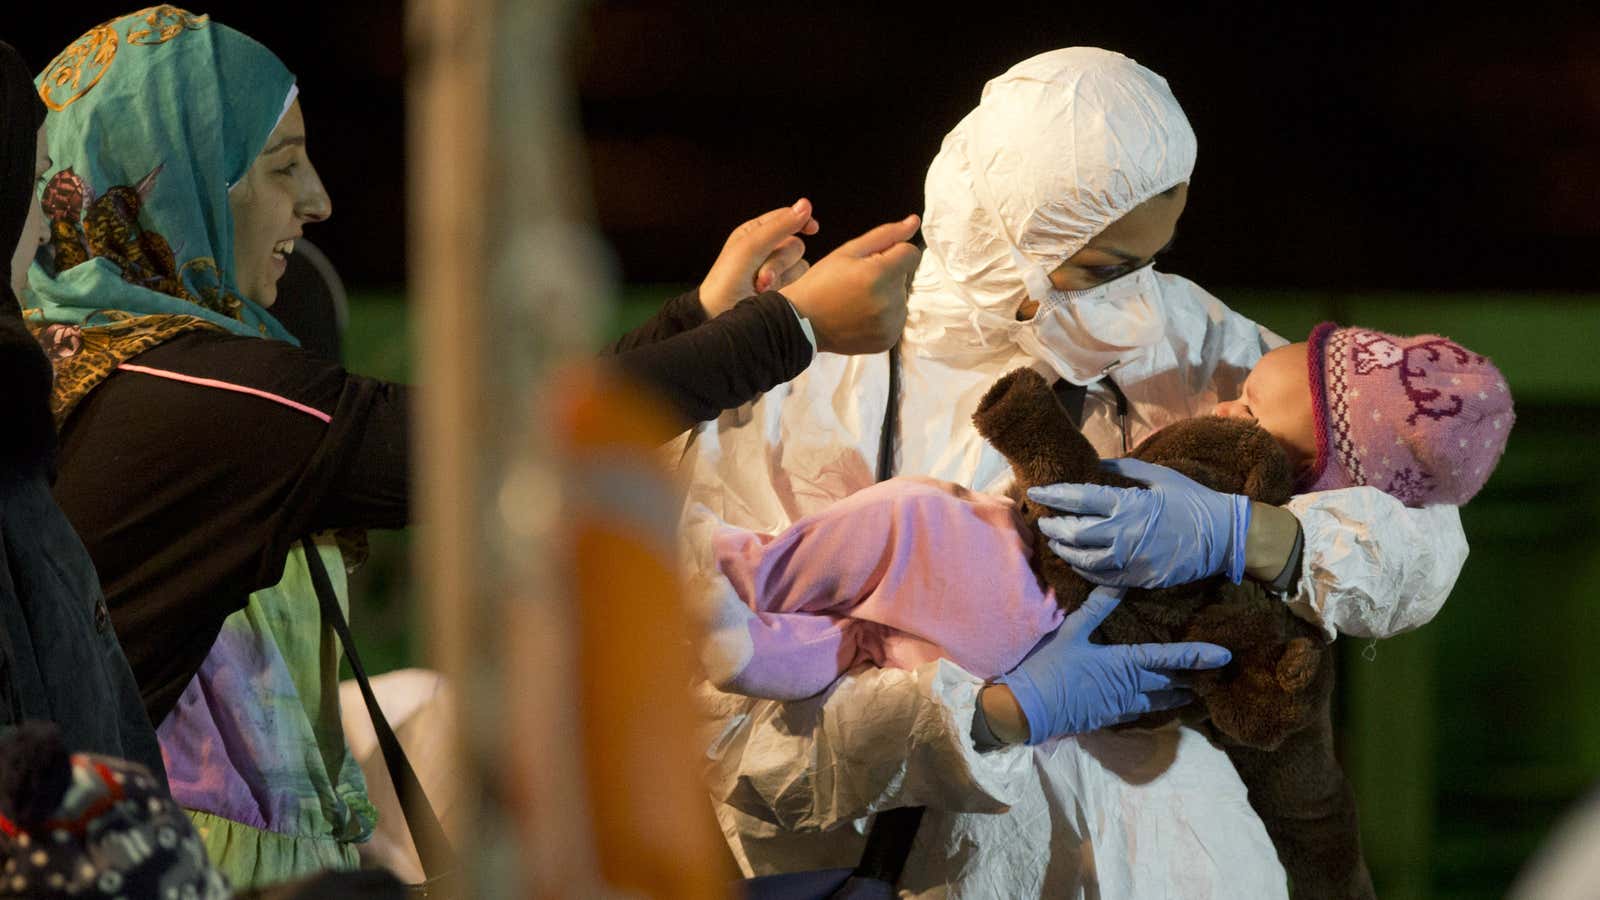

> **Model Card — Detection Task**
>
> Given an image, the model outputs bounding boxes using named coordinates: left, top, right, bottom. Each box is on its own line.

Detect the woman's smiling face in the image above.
left=227, top=100, right=331, bottom=307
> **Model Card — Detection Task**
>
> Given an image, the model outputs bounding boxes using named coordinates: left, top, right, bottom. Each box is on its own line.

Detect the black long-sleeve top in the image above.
left=53, top=286, right=812, bottom=722
left=53, top=332, right=409, bottom=721
left=603, top=289, right=814, bottom=424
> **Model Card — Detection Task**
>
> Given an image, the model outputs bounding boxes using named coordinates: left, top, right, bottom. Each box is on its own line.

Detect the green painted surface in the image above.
left=1216, top=291, right=1600, bottom=403
left=339, top=292, right=416, bottom=681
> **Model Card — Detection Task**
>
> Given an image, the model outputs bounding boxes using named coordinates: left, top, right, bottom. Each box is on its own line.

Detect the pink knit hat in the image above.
left=1302, top=322, right=1514, bottom=507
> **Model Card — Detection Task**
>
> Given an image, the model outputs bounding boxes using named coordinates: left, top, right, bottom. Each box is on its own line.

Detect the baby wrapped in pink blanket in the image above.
left=706, top=476, right=1065, bottom=700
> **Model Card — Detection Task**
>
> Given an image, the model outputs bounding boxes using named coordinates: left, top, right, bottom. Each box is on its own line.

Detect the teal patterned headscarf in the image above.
left=23, top=6, right=301, bottom=420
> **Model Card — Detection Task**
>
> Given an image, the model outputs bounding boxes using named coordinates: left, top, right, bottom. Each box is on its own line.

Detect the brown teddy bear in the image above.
left=972, top=366, right=1375, bottom=900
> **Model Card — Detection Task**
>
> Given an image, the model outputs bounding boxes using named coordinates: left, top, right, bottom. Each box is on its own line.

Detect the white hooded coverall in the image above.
left=680, top=48, right=1467, bottom=898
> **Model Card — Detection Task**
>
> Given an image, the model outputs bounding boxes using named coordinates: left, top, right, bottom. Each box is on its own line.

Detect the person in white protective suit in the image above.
left=680, top=47, right=1469, bottom=898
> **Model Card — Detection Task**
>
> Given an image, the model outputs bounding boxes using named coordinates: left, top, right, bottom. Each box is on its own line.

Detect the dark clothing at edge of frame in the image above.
left=0, top=36, right=165, bottom=785
left=0, top=475, right=167, bottom=786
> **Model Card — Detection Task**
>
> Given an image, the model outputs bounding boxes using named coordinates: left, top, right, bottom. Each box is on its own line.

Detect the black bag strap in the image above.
left=851, top=805, right=924, bottom=884
left=847, top=344, right=926, bottom=888
left=300, top=536, right=458, bottom=880
left=874, top=343, right=901, bottom=484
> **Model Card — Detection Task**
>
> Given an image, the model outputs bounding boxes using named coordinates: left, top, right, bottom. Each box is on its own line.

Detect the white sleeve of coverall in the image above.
left=1282, top=488, right=1468, bottom=640
left=697, top=659, right=1034, bottom=833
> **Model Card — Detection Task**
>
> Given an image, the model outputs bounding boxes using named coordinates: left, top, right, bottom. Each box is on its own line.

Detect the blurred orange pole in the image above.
left=549, top=367, right=728, bottom=899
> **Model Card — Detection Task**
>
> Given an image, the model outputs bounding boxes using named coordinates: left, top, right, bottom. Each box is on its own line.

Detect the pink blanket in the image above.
left=711, top=477, right=1065, bottom=700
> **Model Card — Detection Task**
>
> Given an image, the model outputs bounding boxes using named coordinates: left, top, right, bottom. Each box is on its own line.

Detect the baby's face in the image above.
left=1213, top=342, right=1319, bottom=476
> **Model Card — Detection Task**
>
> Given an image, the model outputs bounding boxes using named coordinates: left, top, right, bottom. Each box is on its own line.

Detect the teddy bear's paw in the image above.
left=1275, top=637, right=1323, bottom=694
left=973, top=366, right=1102, bottom=488
left=974, top=367, right=1052, bottom=421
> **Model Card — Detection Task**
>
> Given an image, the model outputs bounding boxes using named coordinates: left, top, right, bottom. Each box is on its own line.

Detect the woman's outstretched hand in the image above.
left=697, top=198, right=821, bottom=318
left=696, top=200, right=922, bottom=356
left=779, top=214, right=921, bottom=355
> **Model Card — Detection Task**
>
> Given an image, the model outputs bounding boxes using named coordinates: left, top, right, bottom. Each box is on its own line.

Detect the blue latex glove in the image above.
left=1027, top=457, right=1253, bottom=588
left=995, top=586, right=1232, bottom=744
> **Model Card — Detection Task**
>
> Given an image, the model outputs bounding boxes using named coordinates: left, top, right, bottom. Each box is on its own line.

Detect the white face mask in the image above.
left=1012, top=264, right=1167, bottom=385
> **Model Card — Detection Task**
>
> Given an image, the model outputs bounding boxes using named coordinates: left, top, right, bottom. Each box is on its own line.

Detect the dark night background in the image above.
left=11, top=2, right=1600, bottom=293
left=10, top=5, right=1600, bottom=900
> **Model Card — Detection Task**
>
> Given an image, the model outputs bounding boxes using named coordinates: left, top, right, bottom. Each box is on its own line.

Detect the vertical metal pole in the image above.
left=410, top=1, right=728, bottom=895
left=405, top=0, right=495, bottom=894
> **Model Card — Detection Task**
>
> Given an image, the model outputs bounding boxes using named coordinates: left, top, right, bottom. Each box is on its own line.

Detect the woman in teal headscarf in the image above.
left=25, top=6, right=377, bottom=888
left=31, top=7, right=309, bottom=365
